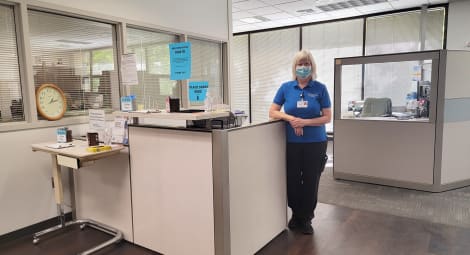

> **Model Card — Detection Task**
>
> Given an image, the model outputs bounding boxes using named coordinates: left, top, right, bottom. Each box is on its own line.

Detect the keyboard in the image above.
left=177, top=109, right=205, bottom=113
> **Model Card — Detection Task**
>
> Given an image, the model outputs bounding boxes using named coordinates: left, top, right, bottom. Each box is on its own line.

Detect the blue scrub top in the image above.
left=273, top=80, right=331, bottom=143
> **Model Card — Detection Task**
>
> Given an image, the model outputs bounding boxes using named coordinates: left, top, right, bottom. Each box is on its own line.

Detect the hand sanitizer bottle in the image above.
left=204, top=91, right=212, bottom=112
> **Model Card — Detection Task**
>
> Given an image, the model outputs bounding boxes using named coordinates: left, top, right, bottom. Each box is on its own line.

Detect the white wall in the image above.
left=0, top=124, right=85, bottom=235
left=447, top=0, right=470, bottom=50
left=1, top=0, right=231, bottom=236
left=35, top=0, right=230, bottom=41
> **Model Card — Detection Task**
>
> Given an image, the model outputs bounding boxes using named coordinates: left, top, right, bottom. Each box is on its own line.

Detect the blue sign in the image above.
left=169, top=42, right=191, bottom=80
left=188, top=81, right=209, bottom=103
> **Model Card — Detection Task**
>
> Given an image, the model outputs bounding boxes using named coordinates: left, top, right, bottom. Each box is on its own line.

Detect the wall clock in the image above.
left=36, top=83, right=67, bottom=121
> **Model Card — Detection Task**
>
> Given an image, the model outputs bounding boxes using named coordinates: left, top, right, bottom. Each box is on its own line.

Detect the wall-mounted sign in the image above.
left=188, top=81, right=209, bottom=103
left=169, top=42, right=191, bottom=80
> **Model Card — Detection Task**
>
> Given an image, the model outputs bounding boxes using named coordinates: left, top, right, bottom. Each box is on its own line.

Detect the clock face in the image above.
left=36, top=84, right=66, bottom=120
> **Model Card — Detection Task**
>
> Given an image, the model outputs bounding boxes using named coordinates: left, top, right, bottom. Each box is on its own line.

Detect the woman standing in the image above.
left=269, top=49, right=331, bottom=235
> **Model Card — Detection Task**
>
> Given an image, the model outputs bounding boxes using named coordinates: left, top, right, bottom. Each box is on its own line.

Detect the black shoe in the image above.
left=299, top=222, right=314, bottom=235
left=288, top=217, right=299, bottom=230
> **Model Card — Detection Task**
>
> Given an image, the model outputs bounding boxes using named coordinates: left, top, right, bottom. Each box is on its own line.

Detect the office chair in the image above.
left=360, top=97, right=392, bottom=117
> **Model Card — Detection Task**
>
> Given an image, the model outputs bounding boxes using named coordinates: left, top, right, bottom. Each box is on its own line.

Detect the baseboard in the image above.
left=0, top=213, right=72, bottom=246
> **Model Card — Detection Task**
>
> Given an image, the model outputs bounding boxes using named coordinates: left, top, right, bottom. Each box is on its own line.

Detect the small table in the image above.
left=31, top=140, right=125, bottom=255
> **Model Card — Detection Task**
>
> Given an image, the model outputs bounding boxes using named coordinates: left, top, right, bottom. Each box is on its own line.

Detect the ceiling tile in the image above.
left=255, top=21, right=283, bottom=29
left=299, top=12, right=331, bottom=22
left=428, top=0, right=447, bottom=4
left=233, top=0, right=268, bottom=10
left=388, top=0, right=428, bottom=9
left=264, top=12, right=294, bottom=20
left=328, top=8, right=363, bottom=19
left=275, top=0, right=312, bottom=13
left=233, top=11, right=256, bottom=19
left=259, top=0, right=300, bottom=5
left=277, top=17, right=304, bottom=25
left=355, top=2, right=393, bottom=13
left=233, top=23, right=261, bottom=33
left=232, top=0, right=449, bottom=33
left=240, top=17, right=264, bottom=23
left=248, top=6, right=283, bottom=15
left=232, top=20, right=247, bottom=26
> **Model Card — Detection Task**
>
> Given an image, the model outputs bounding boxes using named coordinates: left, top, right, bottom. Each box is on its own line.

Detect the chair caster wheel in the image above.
left=33, top=238, right=39, bottom=244
left=80, top=224, right=86, bottom=230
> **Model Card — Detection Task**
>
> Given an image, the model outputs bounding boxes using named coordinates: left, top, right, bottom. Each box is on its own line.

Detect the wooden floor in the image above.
left=2, top=203, right=470, bottom=255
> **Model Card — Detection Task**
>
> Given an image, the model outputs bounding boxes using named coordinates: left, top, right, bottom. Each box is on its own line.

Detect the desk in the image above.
left=31, top=140, right=125, bottom=255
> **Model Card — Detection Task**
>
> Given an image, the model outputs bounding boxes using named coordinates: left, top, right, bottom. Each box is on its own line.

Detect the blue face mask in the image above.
left=296, top=66, right=312, bottom=79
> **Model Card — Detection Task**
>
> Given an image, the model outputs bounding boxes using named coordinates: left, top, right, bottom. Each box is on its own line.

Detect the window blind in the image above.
left=231, top=35, right=250, bottom=119
left=0, top=5, right=23, bottom=123
left=250, top=28, right=299, bottom=123
left=303, top=19, right=364, bottom=132
left=126, top=27, right=178, bottom=110
left=365, top=8, right=445, bottom=55
left=188, top=37, right=223, bottom=105
left=28, top=10, right=118, bottom=118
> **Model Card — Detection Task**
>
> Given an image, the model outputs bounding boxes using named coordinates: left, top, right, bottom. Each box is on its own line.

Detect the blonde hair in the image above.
left=292, top=49, right=317, bottom=80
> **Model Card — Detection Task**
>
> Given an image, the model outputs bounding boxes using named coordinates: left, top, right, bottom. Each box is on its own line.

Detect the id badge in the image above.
left=297, top=100, right=308, bottom=108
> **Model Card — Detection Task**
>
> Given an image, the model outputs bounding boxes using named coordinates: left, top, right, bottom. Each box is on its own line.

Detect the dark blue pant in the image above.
left=286, top=141, right=328, bottom=223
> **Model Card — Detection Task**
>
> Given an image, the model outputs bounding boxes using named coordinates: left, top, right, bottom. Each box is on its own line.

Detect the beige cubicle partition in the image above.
left=333, top=50, right=470, bottom=192
left=129, top=121, right=286, bottom=255
left=73, top=148, right=133, bottom=241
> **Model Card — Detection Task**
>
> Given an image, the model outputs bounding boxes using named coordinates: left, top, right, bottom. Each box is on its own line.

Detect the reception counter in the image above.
left=72, top=113, right=286, bottom=254
left=128, top=121, right=286, bottom=255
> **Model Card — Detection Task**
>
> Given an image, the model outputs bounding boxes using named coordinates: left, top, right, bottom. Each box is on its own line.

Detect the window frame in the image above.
left=28, top=9, right=120, bottom=118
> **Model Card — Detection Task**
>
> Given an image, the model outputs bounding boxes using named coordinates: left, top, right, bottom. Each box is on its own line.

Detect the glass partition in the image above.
left=126, top=27, right=179, bottom=110
left=29, top=10, right=118, bottom=117
left=336, top=51, right=440, bottom=122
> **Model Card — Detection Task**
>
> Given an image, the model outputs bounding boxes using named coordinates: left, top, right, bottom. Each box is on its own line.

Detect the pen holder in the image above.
left=87, top=132, right=99, bottom=146
left=169, top=98, right=180, bottom=112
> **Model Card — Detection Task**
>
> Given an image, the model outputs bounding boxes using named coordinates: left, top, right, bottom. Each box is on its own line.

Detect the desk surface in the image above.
left=113, top=110, right=230, bottom=120
left=32, top=140, right=125, bottom=161
left=341, top=116, right=429, bottom=122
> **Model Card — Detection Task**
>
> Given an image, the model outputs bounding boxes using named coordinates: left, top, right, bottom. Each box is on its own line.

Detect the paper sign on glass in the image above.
left=188, top=81, right=209, bottom=103
left=121, top=53, right=138, bottom=86
left=88, top=109, right=106, bottom=142
left=169, top=42, right=191, bottom=80
left=89, top=109, right=106, bottom=130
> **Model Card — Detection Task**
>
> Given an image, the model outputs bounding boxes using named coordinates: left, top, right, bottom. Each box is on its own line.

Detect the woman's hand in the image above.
left=294, top=127, right=303, bottom=136
left=289, top=117, right=305, bottom=128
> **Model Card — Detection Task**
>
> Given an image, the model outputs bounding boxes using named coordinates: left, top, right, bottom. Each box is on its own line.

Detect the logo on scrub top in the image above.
left=307, top=93, right=318, bottom=98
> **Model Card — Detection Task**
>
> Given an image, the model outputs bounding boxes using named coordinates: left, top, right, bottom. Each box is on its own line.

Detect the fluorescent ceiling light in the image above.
left=318, top=0, right=388, bottom=12
left=240, top=16, right=270, bottom=23
left=297, top=8, right=316, bottom=14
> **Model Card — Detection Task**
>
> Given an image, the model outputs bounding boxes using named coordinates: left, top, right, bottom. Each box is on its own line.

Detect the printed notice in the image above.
left=111, top=116, right=127, bottom=144
left=89, top=109, right=106, bottom=131
left=169, top=42, right=191, bottom=80
left=188, top=81, right=208, bottom=103
left=121, top=53, right=139, bottom=86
